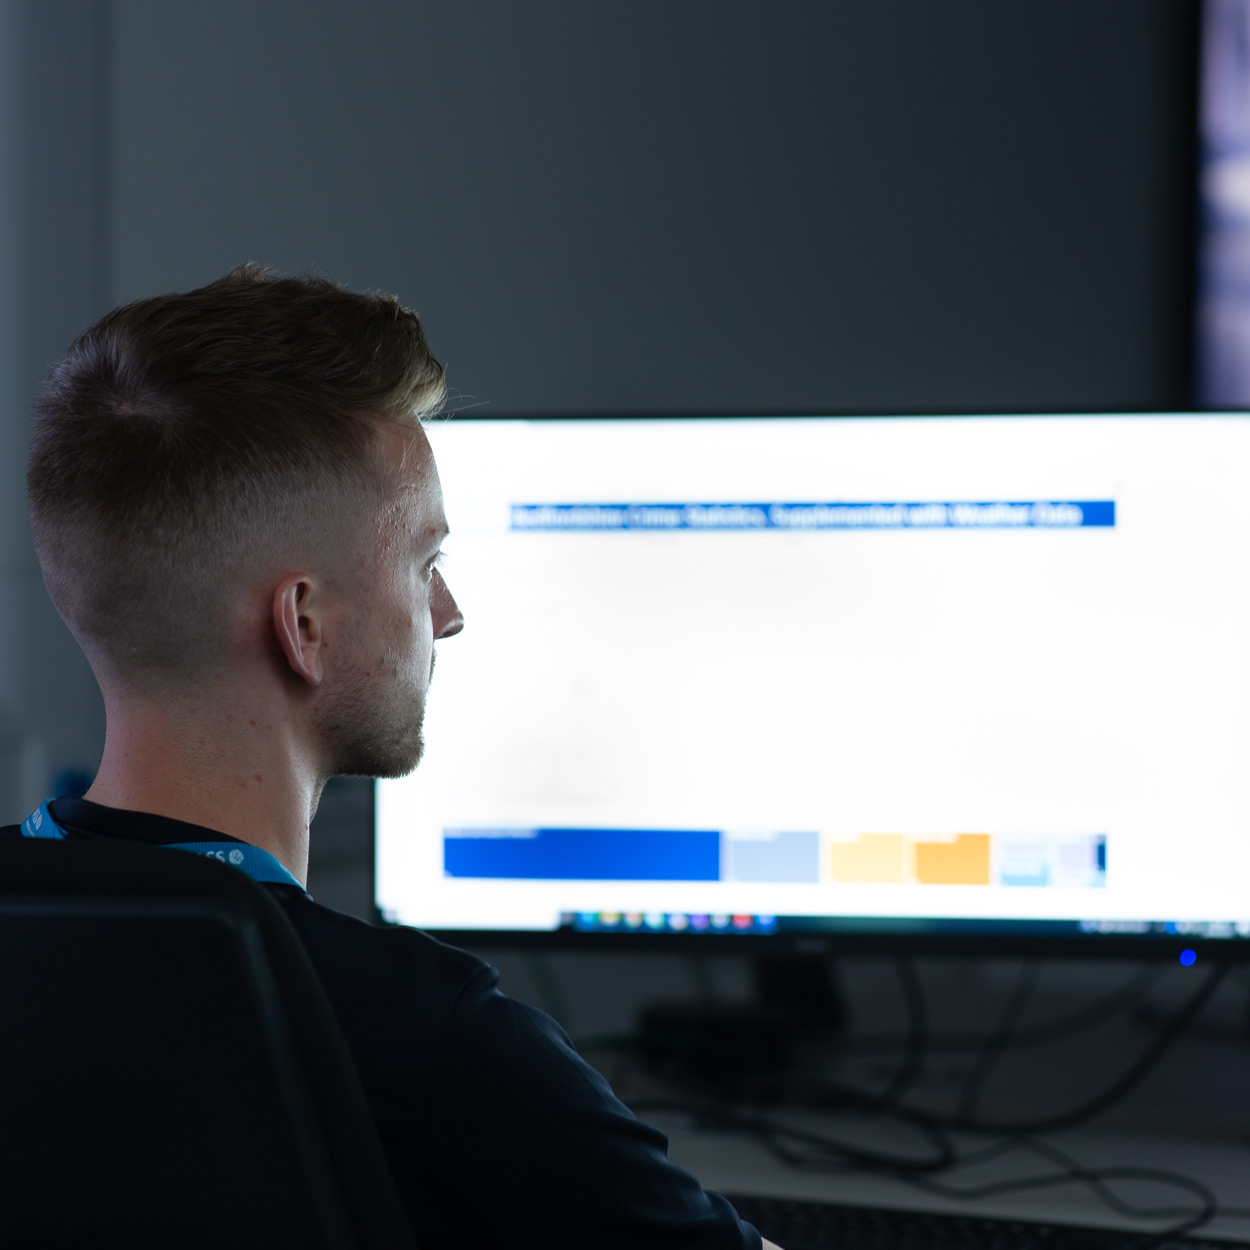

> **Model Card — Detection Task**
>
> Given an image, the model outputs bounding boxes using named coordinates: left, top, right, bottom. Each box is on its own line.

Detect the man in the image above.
left=14, top=266, right=776, bottom=1249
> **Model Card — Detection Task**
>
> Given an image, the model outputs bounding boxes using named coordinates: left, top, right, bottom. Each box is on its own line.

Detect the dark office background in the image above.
left=0, top=1, right=1202, bottom=957
left=109, top=1, right=1198, bottom=416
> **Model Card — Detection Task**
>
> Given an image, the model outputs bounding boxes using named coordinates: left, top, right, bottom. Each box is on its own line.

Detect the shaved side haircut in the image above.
left=27, top=264, right=446, bottom=686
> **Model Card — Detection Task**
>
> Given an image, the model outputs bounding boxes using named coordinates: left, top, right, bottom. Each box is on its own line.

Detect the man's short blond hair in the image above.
left=27, top=264, right=446, bottom=684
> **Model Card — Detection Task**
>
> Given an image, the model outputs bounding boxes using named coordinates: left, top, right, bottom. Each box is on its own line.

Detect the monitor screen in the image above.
left=374, top=415, right=1250, bottom=950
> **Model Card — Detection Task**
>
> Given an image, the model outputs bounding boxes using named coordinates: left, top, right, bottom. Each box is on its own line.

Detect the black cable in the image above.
left=704, top=961, right=1230, bottom=1145
left=675, top=1096, right=1229, bottom=1241
left=1134, top=965, right=1250, bottom=1044
left=945, top=1134, right=1220, bottom=1233
left=577, top=956, right=926, bottom=1110
left=751, top=1104, right=1250, bottom=1234
left=874, top=957, right=927, bottom=1107
left=577, top=957, right=1167, bottom=1097
left=941, top=961, right=1229, bottom=1135
left=649, top=1094, right=1228, bottom=1240
left=955, top=959, right=1041, bottom=1124
left=598, top=958, right=1228, bottom=1143
left=716, top=958, right=1161, bottom=1120
left=625, top=979, right=1250, bottom=1240
left=618, top=959, right=1240, bottom=1237
left=742, top=961, right=1224, bottom=1134
left=837, top=960, right=1164, bottom=1055
left=903, top=1159, right=1218, bottom=1242
left=628, top=1093, right=958, bottom=1176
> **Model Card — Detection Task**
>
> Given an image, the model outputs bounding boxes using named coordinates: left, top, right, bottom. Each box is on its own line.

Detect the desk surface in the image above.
left=660, top=1116, right=1250, bottom=1243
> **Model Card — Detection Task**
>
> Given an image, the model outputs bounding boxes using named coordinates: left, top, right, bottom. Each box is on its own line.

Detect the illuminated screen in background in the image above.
left=1200, top=0, right=1250, bottom=406
left=376, top=416, right=1250, bottom=943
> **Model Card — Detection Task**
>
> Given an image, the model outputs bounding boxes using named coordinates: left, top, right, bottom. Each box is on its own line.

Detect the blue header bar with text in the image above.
left=510, top=500, right=1116, bottom=532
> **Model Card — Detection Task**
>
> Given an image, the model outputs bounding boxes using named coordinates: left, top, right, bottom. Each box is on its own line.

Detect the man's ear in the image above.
left=272, top=574, right=325, bottom=687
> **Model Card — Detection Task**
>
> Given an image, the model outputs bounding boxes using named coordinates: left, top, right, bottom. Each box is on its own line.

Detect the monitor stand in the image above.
left=636, top=954, right=846, bottom=1084
left=753, top=952, right=845, bottom=1032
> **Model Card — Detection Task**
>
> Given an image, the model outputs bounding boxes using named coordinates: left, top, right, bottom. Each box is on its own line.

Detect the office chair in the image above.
left=0, top=833, right=419, bottom=1249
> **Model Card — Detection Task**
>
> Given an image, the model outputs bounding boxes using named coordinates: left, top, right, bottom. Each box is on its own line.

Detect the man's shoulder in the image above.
left=266, top=887, right=496, bottom=1011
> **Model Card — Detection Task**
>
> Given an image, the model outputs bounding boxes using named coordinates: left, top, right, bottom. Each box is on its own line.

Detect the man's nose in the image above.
left=432, top=569, right=464, bottom=638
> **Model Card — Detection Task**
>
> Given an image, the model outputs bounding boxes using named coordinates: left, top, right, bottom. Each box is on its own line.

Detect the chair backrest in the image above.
left=0, top=832, right=419, bottom=1249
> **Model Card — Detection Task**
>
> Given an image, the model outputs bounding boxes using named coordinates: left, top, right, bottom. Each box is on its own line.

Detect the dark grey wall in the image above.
left=110, top=0, right=1197, bottom=417
left=0, top=1, right=109, bottom=819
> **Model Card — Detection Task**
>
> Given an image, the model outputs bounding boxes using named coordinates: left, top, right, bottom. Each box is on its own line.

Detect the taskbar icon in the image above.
left=561, top=911, right=778, bottom=935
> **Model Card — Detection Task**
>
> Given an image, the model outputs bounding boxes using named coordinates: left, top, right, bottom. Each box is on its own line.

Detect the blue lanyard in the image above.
left=21, top=800, right=306, bottom=891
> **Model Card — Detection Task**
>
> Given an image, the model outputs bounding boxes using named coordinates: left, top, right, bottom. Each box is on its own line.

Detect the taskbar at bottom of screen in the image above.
left=557, top=911, right=1250, bottom=942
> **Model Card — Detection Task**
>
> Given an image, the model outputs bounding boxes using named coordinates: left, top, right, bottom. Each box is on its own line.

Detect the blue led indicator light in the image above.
left=1179, top=949, right=1197, bottom=967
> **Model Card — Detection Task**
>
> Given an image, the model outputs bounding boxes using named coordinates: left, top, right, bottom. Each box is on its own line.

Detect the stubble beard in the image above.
left=319, top=666, right=429, bottom=781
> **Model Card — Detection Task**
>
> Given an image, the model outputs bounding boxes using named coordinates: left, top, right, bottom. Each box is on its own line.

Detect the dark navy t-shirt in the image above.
left=7, top=797, right=761, bottom=1250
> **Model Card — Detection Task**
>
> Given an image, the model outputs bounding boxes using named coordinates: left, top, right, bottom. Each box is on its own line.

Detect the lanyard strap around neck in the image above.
left=21, top=800, right=306, bottom=892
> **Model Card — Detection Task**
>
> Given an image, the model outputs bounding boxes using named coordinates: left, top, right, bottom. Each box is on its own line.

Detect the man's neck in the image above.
left=84, top=696, right=320, bottom=888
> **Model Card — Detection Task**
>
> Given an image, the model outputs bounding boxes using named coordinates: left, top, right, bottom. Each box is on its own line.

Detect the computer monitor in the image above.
left=374, top=414, right=1250, bottom=958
